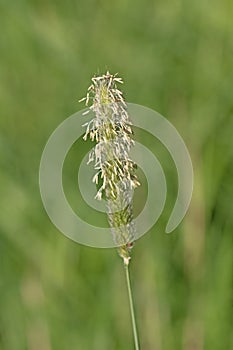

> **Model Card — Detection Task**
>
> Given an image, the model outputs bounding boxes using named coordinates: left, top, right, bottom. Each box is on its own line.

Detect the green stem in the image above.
left=124, top=262, right=140, bottom=350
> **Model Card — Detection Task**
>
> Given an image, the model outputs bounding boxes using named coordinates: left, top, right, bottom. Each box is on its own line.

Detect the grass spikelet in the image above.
left=80, top=71, right=140, bottom=265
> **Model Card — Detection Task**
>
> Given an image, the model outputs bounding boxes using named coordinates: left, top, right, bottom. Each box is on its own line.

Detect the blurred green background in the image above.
left=0, top=0, right=233, bottom=349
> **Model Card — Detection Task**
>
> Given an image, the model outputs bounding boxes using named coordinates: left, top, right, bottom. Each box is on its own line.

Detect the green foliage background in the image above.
left=0, top=0, right=232, bottom=349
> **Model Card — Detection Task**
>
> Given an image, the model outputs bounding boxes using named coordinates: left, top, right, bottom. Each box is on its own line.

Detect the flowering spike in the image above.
left=80, top=72, right=140, bottom=263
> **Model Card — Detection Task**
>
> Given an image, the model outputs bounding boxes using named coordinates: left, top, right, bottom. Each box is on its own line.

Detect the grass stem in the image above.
left=124, top=262, right=140, bottom=350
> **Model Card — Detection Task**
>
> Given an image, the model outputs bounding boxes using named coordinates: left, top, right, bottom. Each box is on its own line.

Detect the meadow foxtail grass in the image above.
left=80, top=71, right=140, bottom=349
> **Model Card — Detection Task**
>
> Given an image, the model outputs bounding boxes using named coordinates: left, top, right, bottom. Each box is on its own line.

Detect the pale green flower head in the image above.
left=80, top=71, right=140, bottom=264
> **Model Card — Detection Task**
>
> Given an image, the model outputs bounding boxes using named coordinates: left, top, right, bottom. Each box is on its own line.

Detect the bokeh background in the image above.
left=0, top=0, right=233, bottom=349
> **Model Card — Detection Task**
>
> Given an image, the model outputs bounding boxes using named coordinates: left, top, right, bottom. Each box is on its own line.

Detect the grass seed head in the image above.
left=80, top=72, right=140, bottom=263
